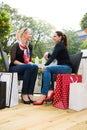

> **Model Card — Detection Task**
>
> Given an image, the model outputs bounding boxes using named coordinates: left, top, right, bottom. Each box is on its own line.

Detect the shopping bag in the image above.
left=0, top=81, right=6, bottom=109
left=69, top=82, right=87, bottom=111
left=0, top=72, right=18, bottom=107
left=53, top=74, right=82, bottom=109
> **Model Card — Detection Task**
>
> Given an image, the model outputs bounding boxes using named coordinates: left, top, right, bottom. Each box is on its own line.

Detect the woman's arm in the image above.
left=13, top=60, right=24, bottom=65
left=10, top=43, right=24, bottom=65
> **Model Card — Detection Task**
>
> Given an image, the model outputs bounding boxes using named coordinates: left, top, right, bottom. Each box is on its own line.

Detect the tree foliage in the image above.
left=80, top=13, right=87, bottom=30
left=0, top=2, right=55, bottom=57
left=1, top=2, right=83, bottom=57
left=80, top=39, right=87, bottom=49
left=0, top=8, right=12, bottom=51
left=64, top=30, right=82, bottom=54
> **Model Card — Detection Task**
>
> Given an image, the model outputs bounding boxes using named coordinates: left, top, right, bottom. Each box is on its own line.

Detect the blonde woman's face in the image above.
left=24, top=29, right=32, bottom=41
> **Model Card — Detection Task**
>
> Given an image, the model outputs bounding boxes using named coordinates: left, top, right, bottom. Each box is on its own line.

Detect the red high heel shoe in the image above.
left=45, top=91, right=54, bottom=102
left=33, top=100, right=45, bottom=105
left=33, top=96, right=47, bottom=105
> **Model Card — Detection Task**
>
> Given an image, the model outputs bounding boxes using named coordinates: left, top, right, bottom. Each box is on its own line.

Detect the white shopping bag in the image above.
left=0, top=72, right=18, bottom=107
left=69, top=82, right=87, bottom=111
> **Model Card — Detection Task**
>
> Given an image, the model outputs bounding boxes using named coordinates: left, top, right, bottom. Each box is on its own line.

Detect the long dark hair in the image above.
left=55, top=31, right=68, bottom=48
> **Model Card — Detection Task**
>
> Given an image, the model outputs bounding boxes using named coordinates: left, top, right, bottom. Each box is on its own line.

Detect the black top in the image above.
left=10, top=42, right=33, bottom=66
left=45, top=42, right=72, bottom=67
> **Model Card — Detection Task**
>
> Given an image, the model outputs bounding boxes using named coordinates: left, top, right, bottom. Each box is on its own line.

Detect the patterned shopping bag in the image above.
left=53, top=74, right=82, bottom=109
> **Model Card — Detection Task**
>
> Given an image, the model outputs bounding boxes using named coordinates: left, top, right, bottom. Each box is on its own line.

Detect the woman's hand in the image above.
left=29, top=62, right=33, bottom=64
left=44, top=52, right=49, bottom=60
left=41, top=65, right=45, bottom=72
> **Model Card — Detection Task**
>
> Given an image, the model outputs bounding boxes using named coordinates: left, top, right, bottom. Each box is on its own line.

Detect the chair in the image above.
left=0, top=48, right=23, bottom=93
left=69, top=52, right=83, bottom=74
left=0, top=49, right=9, bottom=72
left=0, top=48, right=23, bottom=80
left=52, top=52, right=83, bottom=88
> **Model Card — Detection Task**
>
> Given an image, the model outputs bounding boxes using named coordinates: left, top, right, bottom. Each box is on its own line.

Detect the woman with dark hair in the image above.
left=33, top=31, right=72, bottom=105
left=9, top=28, right=38, bottom=104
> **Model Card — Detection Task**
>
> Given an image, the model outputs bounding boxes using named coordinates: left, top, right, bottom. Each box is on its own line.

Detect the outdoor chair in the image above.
left=0, top=48, right=23, bottom=84
left=52, top=52, right=83, bottom=89
left=0, top=48, right=23, bottom=80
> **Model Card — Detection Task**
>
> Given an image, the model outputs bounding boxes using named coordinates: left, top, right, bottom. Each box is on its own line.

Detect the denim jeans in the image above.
left=41, top=65, right=72, bottom=95
left=9, top=64, right=38, bottom=95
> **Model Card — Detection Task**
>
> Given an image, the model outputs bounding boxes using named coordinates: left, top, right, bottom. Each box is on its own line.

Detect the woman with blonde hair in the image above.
left=9, top=28, right=38, bottom=104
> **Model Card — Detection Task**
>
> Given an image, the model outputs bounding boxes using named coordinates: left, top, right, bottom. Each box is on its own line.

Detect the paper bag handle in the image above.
left=70, top=76, right=78, bottom=83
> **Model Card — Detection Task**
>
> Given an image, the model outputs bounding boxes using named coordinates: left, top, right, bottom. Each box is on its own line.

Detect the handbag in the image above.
left=0, top=73, right=6, bottom=109
left=53, top=74, right=82, bottom=109
left=69, top=82, right=87, bottom=111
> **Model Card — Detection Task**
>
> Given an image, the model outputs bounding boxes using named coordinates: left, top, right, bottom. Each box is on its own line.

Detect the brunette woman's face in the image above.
left=53, top=32, right=62, bottom=44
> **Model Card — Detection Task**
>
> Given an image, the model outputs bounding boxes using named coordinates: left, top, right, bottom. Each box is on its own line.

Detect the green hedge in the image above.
left=32, top=57, right=42, bottom=64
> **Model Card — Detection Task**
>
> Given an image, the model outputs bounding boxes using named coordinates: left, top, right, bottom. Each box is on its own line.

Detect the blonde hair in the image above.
left=16, top=30, right=21, bottom=41
left=16, top=28, right=31, bottom=42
